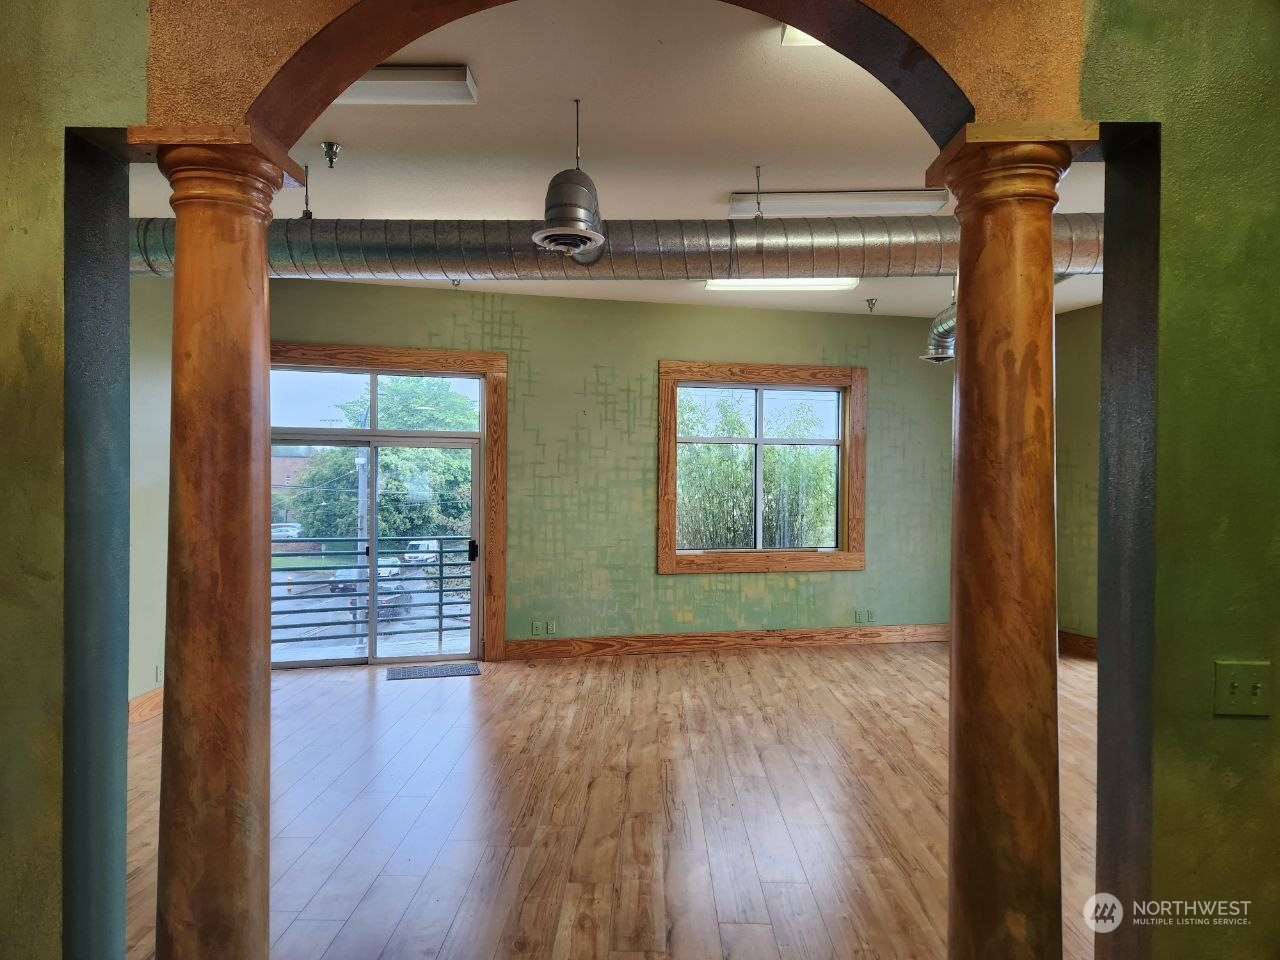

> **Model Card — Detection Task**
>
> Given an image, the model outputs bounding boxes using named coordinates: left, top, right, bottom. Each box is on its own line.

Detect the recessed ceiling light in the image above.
left=333, top=66, right=477, bottom=106
left=729, top=189, right=950, bottom=218
left=705, top=278, right=861, bottom=292
left=781, top=25, right=824, bottom=46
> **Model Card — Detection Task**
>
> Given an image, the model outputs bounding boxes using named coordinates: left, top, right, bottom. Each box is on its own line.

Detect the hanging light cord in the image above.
left=574, top=98, right=582, bottom=170
left=754, top=165, right=764, bottom=219
left=302, top=164, right=313, bottom=220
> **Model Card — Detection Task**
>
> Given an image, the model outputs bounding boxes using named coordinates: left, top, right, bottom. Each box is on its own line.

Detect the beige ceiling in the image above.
left=130, top=0, right=1104, bottom=318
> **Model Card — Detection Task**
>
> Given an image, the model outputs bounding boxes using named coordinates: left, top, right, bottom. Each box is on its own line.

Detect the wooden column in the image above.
left=155, top=144, right=281, bottom=960
left=944, top=141, right=1072, bottom=959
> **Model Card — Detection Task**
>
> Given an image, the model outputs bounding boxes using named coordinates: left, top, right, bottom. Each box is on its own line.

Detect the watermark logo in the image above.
left=1084, top=893, right=1124, bottom=933
left=1084, top=895, right=1253, bottom=932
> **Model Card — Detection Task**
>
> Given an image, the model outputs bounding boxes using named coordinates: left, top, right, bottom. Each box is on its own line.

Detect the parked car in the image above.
left=351, top=580, right=414, bottom=622
left=403, top=539, right=440, bottom=564
left=271, top=522, right=303, bottom=540
left=330, top=558, right=399, bottom=593
left=328, top=567, right=361, bottom=593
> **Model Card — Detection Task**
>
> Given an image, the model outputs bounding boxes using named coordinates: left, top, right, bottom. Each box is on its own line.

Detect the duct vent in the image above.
left=532, top=168, right=605, bottom=257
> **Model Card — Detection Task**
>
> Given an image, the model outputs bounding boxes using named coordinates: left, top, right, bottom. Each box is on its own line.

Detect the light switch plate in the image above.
left=531, top=620, right=544, bottom=637
left=1214, top=660, right=1272, bottom=717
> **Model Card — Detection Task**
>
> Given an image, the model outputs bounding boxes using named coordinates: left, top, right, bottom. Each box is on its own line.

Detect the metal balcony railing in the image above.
left=269, top=534, right=473, bottom=661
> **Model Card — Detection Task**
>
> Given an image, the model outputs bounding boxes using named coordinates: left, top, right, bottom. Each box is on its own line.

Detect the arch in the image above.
left=245, top=0, right=973, bottom=151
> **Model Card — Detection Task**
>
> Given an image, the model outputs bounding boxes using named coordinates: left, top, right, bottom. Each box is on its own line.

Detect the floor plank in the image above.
left=124, top=645, right=1097, bottom=960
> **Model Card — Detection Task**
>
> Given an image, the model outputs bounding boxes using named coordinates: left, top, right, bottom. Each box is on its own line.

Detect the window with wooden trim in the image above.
left=657, top=360, right=866, bottom=574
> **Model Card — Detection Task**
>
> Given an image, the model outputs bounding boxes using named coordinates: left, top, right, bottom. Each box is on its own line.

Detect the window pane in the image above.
left=676, top=386, right=756, bottom=438
left=676, top=443, right=754, bottom=549
left=374, top=446, right=474, bottom=660
left=763, top=445, right=838, bottom=547
left=763, top=389, right=840, bottom=440
left=270, top=443, right=371, bottom=664
left=270, top=370, right=370, bottom=429
left=376, top=375, right=481, bottom=432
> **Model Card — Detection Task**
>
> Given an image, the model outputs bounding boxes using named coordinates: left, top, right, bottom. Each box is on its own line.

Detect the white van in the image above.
left=403, top=539, right=440, bottom=564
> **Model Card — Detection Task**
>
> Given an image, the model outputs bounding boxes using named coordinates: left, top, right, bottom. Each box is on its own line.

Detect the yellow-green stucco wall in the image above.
left=0, top=1, right=146, bottom=957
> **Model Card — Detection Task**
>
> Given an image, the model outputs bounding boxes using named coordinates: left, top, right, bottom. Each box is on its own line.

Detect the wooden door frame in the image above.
left=270, top=341, right=508, bottom=661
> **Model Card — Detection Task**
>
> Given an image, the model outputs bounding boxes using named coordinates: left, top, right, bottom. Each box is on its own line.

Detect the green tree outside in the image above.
left=676, top=388, right=838, bottom=550
left=274, top=376, right=478, bottom=544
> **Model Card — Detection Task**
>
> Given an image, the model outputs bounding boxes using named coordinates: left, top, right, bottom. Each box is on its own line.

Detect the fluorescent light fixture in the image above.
left=333, top=66, right=477, bottom=106
left=705, top=278, right=860, bottom=292
left=781, top=25, right=824, bottom=46
left=729, top=189, right=949, bottom=218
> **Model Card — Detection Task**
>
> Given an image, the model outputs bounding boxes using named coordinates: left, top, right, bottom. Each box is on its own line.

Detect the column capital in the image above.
left=157, top=143, right=284, bottom=222
left=944, top=140, right=1072, bottom=215
left=128, top=122, right=304, bottom=183
left=925, top=120, right=1095, bottom=187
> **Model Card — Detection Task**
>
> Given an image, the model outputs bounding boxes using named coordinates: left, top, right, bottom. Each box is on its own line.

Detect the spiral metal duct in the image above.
left=920, top=302, right=959, bottom=364
left=129, top=213, right=1103, bottom=281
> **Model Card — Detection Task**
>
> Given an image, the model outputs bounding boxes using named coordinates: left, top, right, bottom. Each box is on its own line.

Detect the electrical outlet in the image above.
left=545, top=619, right=557, bottom=635
left=854, top=608, right=865, bottom=624
left=866, top=609, right=875, bottom=623
left=1214, top=660, right=1272, bottom=717
left=531, top=620, right=544, bottom=637
left=155, top=664, right=162, bottom=684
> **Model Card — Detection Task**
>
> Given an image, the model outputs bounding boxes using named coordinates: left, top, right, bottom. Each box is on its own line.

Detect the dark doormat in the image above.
left=386, top=663, right=480, bottom=680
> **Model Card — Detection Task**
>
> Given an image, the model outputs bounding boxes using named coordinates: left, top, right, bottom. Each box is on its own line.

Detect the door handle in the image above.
left=467, top=539, right=479, bottom=562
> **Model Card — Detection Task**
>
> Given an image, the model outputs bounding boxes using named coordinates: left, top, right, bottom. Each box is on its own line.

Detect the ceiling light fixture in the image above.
left=332, top=66, right=478, bottom=106
left=705, top=278, right=861, bottom=292
left=728, top=189, right=949, bottom=218
left=781, top=25, right=824, bottom=46
left=531, top=99, right=606, bottom=259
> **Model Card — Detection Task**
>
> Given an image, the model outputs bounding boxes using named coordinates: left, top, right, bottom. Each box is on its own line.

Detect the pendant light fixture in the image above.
left=532, top=99, right=606, bottom=259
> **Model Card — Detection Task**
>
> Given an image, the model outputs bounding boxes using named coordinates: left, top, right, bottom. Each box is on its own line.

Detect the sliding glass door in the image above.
left=270, top=442, right=373, bottom=664
left=371, top=444, right=478, bottom=661
left=269, top=367, right=484, bottom=667
left=269, top=439, right=480, bottom=666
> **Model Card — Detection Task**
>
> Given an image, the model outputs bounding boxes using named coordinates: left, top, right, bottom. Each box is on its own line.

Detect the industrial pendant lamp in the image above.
left=531, top=99, right=606, bottom=259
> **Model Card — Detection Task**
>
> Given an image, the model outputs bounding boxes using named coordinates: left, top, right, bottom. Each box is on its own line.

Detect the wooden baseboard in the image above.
left=128, top=627, right=1091, bottom=698
left=128, top=686, right=163, bottom=725
left=502, top=625, right=1100, bottom=662
left=1059, top=630, right=1097, bottom=659
left=500, top=623, right=950, bottom=660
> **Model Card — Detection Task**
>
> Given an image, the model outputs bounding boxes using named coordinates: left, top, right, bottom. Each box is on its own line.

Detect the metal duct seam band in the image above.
left=132, top=215, right=1102, bottom=280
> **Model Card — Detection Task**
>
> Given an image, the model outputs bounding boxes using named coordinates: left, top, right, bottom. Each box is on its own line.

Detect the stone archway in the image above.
left=132, top=2, right=1095, bottom=957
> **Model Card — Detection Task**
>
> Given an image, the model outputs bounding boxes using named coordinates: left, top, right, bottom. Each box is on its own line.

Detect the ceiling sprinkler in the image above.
left=866, top=298, right=878, bottom=314
left=321, top=141, right=342, bottom=169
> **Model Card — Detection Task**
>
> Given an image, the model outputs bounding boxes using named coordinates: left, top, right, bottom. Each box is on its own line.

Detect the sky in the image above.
left=270, top=369, right=482, bottom=429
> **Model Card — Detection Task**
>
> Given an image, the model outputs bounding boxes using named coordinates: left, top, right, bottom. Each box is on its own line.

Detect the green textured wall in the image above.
left=0, top=1, right=146, bottom=957
left=129, top=281, right=173, bottom=697
left=1056, top=305, right=1101, bottom=637
left=132, top=278, right=957, bottom=645
left=130, top=279, right=1102, bottom=667
left=1084, top=3, right=1280, bottom=957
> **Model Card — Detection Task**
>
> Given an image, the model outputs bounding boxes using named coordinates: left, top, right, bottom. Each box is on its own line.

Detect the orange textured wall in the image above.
left=145, top=0, right=1086, bottom=151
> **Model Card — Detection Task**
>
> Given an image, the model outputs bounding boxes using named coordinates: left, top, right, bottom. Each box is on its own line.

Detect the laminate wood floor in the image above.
left=125, top=643, right=1097, bottom=959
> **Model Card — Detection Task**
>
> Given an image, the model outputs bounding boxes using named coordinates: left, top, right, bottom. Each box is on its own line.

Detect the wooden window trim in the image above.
left=657, top=360, right=866, bottom=575
left=270, top=341, right=508, bottom=661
